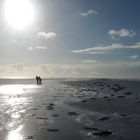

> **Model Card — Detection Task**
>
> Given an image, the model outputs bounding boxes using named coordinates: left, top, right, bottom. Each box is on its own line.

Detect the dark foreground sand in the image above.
left=0, top=78, right=140, bottom=140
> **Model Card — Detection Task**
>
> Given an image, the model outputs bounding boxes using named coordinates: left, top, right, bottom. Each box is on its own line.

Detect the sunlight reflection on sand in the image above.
left=0, top=85, right=38, bottom=95
left=7, top=125, right=23, bottom=140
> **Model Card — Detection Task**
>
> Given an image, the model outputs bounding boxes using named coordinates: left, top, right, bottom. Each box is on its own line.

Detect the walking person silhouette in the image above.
left=36, top=76, right=39, bottom=84
left=36, top=76, right=42, bottom=85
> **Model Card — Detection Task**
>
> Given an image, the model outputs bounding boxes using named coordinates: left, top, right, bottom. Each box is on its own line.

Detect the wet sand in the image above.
left=0, top=78, right=140, bottom=140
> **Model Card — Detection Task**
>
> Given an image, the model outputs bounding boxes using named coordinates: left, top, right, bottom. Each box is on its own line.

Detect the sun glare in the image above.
left=8, top=125, right=23, bottom=140
left=4, top=0, right=35, bottom=30
left=0, top=85, right=24, bottom=94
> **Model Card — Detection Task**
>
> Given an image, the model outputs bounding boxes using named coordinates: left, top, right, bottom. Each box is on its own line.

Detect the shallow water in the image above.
left=0, top=79, right=140, bottom=140
left=0, top=79, right=83, bottom=140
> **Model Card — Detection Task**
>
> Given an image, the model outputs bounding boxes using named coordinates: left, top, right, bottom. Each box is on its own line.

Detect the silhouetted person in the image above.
left=39, top=77, right=42, bottom=85
left=36, top=76, right=42, bottom=85
left=36, top=76, right=39, bottom=84
left=38, top=76, right=42, bottom=85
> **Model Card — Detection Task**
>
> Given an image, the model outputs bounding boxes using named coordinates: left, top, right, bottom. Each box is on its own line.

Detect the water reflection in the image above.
left=7, top=96, right=27, bottom=105
left=0, top=84, right=38, bottom=140
left=0, top=84, right=38, bottom=95
left=0, top=85, right=24, bottom=94
left=11, top=112, right=21, bottom=119
left=7, top=125, right=23, bottom=140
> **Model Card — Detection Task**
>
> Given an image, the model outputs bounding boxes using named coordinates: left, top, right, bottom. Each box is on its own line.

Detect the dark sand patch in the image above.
left=36, top=117, right=48, bottom=120
left=47, top=128, right=60, bottom=132
left=68, top=111, right=78, bottom=116
left=98, top=116, right=110, bottom=121
left=51, top=113, right=59, bottom=117
left=70, top=97, right=140, bottom=114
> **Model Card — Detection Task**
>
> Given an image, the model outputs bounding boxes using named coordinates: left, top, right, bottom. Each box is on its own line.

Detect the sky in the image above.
left=0, top=0, right=140, bottom=78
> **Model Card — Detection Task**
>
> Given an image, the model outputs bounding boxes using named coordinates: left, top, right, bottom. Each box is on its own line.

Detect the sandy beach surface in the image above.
left=0, top=78, right=140, bottom=140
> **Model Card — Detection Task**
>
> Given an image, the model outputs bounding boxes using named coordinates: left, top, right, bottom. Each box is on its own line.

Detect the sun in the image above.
left=4, top=0, right=35, bottom=30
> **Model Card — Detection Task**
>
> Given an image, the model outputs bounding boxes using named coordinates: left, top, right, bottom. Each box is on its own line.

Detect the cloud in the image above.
left=10, top=64, right=24, bottom=72
left=82, top=60, right=98, bottom=63
left=129, top=55, right=139, bottom=59
left=108, top=29, right=136, bottom=38
left=28, top=46, right=47, bottom=51
left=28, top=46, right=34, bottom=51
left=37, top=32, right=56, bottom=39
left=80, top=10, right=98, bottom=17
left=1, top=61, right=140, bottom=78
left=36, top=46, right=47, bottom=50
left=72, top=42, right=140, bottom=54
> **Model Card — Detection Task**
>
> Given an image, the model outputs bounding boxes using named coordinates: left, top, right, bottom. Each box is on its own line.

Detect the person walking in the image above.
left=36, top=76, right=39, bottom=84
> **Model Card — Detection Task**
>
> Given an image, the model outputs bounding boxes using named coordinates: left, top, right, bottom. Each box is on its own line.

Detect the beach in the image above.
left=0, top=78, right=140, bottom=140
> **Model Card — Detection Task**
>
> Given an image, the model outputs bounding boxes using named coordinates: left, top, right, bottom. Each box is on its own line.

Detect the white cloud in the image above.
left=72, top=42, right=140, bottom=54
left=0, top=61, right=140, bottom=78
left=28, top=46, right=47, bottom=51
left=37, top=32, right=56, bottom=39
left=80, top=10, right=98, bottom=17
left=39, top=61, right=140, bottom=78
left=28, top=46, right=34, bottom=51
left=108, top=29, right=136, bottom=38
left=129, top=55, right=139, bottom=59
left=36, top=46, right=47, bottom=50
left=82, top=60, right=98, bottom=63
left=10, top=64, right=24, bottom=72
